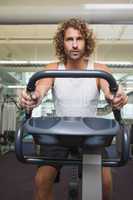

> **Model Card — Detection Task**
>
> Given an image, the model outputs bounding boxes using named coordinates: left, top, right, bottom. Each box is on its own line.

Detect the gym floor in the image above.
left=0, top=152, right=133, bottom=200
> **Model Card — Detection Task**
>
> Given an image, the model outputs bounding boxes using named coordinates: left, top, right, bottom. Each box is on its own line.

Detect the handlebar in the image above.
left=26, top=69, right=121, bottom=122
left=27, top=69, right=118, bottom=93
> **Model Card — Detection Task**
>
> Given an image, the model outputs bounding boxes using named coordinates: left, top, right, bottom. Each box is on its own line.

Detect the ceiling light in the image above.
left=84, top=4, right=133, bottom=10
left=97, top=61, right=132, bottom=65
left=0, top=60, right=57, bottom=65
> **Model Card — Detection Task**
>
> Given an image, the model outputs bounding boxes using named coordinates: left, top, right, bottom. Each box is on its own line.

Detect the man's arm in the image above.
left=19, top=63, right=58, bottom=110
left=95, top=63, right=128, bottom=109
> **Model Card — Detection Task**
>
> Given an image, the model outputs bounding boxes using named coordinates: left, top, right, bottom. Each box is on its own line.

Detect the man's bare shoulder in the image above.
left=94, top=63, right=111, bottom=73
left=43, top=62, right=59, bottom=70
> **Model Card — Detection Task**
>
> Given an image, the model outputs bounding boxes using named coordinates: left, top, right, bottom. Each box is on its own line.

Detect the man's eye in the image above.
left=66, top=38, right=73, bottom=41
left=77, top=37, right=83, bottom=40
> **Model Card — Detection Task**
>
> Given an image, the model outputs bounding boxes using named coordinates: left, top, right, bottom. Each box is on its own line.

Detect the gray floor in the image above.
left=0, top=152, right=133, bottom=200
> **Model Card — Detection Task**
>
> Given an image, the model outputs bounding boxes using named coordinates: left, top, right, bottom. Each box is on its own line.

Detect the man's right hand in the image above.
left=19, top=90, right=42, bottom=111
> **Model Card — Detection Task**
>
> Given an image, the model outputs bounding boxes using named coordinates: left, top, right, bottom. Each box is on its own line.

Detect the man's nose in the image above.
left=72, top=39, right=78, bottom=48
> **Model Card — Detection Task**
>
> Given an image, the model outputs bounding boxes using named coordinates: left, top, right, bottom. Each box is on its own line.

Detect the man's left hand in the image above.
left=105, top=86, right=128, bottom=109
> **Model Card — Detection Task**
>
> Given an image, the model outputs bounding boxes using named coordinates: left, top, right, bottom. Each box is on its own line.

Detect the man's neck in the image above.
left=65, top=58, right=88, bottom=70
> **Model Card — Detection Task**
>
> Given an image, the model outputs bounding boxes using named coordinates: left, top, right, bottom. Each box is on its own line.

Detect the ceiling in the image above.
left=0, top=0, right=132, bottom=6
left=0, top=24, right=133, bottom=62
left=0, top=0, right=133, bottom=70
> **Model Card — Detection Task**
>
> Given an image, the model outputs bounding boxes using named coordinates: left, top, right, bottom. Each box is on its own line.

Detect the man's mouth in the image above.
left=71, top=51, right=79, bottom=54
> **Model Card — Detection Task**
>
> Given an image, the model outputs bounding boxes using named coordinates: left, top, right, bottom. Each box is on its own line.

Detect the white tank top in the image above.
left=52, top=62, right=100, bottom=117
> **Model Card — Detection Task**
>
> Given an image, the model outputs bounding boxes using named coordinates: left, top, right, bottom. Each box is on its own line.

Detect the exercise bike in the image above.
left=15, top=70, right=130, bottom=200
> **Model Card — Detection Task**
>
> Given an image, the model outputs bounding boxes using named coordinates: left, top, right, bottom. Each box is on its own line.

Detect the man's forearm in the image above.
left=35, top=78, right=53, bottom=99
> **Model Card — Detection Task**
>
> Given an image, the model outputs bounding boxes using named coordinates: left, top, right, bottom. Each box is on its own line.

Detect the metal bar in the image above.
left=82, top=154, right=102, bottom=200
left=26, top=70, right=118, bottom=93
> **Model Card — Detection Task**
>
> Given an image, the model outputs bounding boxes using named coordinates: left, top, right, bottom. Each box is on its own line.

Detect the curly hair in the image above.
left=53, top=18, right=96, bottom=64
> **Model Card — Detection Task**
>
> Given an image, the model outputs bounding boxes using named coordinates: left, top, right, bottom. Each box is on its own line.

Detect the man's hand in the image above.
left=105, top=85, right=128, bottom=109
left=19, top=89, right=42, bottom=111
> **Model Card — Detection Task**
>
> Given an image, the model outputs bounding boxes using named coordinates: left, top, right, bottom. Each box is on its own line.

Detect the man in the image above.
left=20, top=18, right=128, bottom=200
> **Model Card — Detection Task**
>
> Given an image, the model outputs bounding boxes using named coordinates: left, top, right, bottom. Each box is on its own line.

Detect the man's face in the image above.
left=64, top=27, right=85, bottom=61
